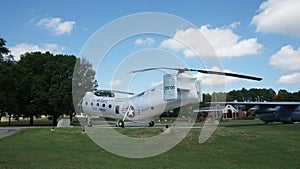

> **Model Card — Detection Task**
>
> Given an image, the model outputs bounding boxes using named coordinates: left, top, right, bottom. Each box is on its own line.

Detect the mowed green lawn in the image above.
left=0, top=120, right=299, bottom=169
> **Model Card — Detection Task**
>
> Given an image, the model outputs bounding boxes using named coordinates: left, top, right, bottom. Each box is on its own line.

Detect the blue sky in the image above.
left=1, top=0, right=300, bottom=94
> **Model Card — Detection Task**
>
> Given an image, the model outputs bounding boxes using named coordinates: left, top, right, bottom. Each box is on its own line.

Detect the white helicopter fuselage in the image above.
left=80, top=73, right=202, bottom=122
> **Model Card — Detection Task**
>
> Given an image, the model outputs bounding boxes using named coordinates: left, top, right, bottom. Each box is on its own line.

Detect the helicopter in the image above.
left=78, top=67, right=262, bottom=127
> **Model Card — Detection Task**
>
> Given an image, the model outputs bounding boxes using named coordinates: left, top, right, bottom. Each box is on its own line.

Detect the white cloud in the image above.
left=10, top=43, right=65, bottom=61
left=195, top=66, right=239, bottom=86
left=37, top=17, right=76, bottom=35
left=251, top=0, right=300, bottom=36
left=270, top=45, right=300, bottom=84
left=160, top=24, right=263, bottom=58
left=277, top=72, right=300, bottom=84
left=42, top=44, right=65, bottom=51
left=109, top=80, right=123, bottom=87
left=269, top=45, right=300, bottom=71
left=134, top=38, right=155, bottom=46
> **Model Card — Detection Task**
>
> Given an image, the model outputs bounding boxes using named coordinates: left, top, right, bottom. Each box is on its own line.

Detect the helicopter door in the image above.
left=115, top=105, right=120, bottom=114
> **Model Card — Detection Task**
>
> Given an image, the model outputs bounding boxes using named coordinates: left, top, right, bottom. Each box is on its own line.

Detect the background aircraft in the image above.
left=211, top=102, right=300, bottom=124
left=78, top=67, right=262, bottom=127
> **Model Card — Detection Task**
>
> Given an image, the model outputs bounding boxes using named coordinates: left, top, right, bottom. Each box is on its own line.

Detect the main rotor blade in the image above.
left=128, top=67, right=262, bottom=81
left=128, top=67, right=183, bottom=74
left=192, top=69, right=262, bottom=81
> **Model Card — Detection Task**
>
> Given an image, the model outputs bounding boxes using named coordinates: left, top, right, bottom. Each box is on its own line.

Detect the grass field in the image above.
left=0, top=120, right=299, bottom=169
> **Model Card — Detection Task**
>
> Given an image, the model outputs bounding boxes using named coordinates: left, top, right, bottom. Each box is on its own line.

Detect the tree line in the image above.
left=202, top=88, right=300, bottom=103
left=0, top=38, right=95, bottom=126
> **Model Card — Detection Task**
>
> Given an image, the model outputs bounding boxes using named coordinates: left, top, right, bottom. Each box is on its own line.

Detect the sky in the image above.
left=1, top=0, right=300, bottom=94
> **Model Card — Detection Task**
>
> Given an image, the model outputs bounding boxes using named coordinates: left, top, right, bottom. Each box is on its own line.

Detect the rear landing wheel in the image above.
left=149, top=121, right=155, bottom=127
left=118, top=120, right=124, bottom=128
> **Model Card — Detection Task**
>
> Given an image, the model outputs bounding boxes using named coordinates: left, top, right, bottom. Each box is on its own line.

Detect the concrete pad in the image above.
left=0, top=128, right=20, bottom=139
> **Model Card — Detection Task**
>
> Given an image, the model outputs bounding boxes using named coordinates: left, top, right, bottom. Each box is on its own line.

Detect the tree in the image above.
left=227, top=90, right=245, bottom=101
left=0, top=38, right=19, bottom=125
left=227, top=88, right=276, bottom=102
left=72, top=57, right=96, bottom=114
left=15, top=52, right=96, bottom=126
left=211, top=92, right=226, bottom=102
left=45, top=54, right=76, bottom=125
left=275, top=90, right=300, bottom=102
left=276, top=89, right=291, bottom=101
left=291, top=91, right=300, bottom=101
left=248, top=88, right=276, bottom=101
left=0, top=61, right=19, bottom=125
left=0, top=38, right=10, bottom=62
left=0, top=38, right=15, bottom=62
left=18, top=52, right=51, bottom=125
left=18, top=52, right=80, bottom=126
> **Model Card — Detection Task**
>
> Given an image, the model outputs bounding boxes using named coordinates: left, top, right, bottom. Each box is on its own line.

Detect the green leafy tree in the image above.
left=72, top=57, right=96, bottom=114
left=45, top=54, right=76, bottom=125
left=0, top=38, right=10, bottom=62
left=18, top=52, right=79, bottom=126
left=276, top=89, right=290, bottom=101
left=0, top=38, right=19, bottom=125
left=291, top=91, right=300, bottom=101
left=18, top=52, right=51, bottom=125
left=227, top=88, right=276, bottom=102
left=275, top=89, right=300, bottom=102
left=0, top=62, right=19, bottom=125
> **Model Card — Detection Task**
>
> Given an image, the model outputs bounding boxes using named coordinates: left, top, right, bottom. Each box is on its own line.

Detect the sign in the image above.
left=163, top=74, right=177, bottom=101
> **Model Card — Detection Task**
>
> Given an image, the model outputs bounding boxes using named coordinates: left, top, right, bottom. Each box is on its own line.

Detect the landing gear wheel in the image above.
left=118, top=120, right=124, bottom=128
left=149, top=121, right=155, bottom=127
